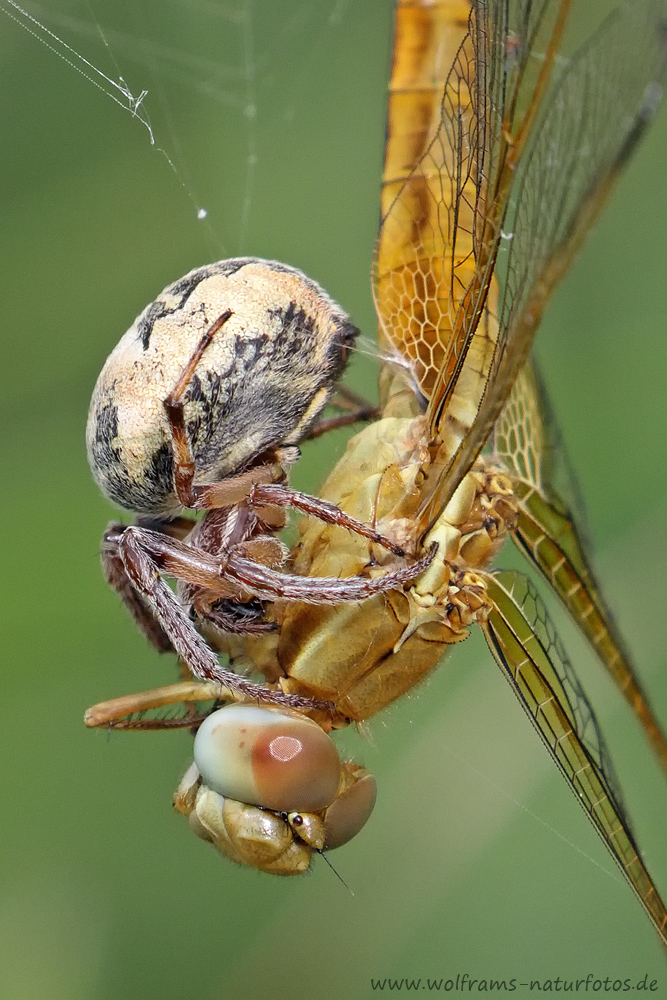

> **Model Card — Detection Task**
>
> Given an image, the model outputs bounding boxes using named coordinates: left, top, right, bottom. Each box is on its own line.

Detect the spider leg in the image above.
left=305, top=385, right=379, bottom=440
left=116, top=526, right=334, bottom=711
left=162, top=309, right=233, bottom=506
left=119, top=526, right=223, bottom=673
left=101, top=523, right=175, bottom=654
left=121, top=524, right=436, bottom=606
left=250, top=482, right=407, bottom=556
left=224, top=543, right=437, bottom=603
left=176, top=507, right=282, bottom=635
left=333, top=383, right=378, bottom=414
left=189, top=475, right=407, bottom=557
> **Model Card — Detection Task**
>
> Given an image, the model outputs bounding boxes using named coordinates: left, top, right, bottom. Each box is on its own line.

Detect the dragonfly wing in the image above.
left=416, top=0, right=667, bottom=533
left=374, top=0, right=498, bottom=427
left=373, top=1, right=571, bottom=443
left=494, top=358, right=667, bottom=773
left=481, top=569, right=667, bottom=949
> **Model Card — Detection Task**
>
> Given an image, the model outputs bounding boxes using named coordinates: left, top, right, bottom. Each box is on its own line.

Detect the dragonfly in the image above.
left=86, top=0, right=667, bottom=948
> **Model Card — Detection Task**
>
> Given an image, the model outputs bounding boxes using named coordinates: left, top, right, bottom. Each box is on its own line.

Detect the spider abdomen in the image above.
left=86, top=257, right=358, bottom=513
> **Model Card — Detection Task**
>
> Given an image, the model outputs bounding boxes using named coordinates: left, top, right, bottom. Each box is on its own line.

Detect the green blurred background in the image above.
left=1, top=2, right=667, bottom=997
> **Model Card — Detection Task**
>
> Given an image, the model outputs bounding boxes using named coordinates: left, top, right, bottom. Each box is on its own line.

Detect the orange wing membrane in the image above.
left=375, top=0, right=667, bottom=535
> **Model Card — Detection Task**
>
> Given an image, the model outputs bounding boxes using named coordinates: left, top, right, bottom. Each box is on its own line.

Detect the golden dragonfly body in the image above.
left=86, top=0, right=667, bottom=948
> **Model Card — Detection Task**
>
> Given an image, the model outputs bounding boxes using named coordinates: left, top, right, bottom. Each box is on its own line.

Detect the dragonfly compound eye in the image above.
left=193, top=705, right=342, bottom=813
left=323, top=764, right=377, bottom=850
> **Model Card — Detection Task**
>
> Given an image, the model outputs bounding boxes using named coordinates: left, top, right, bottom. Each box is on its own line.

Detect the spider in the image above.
left=86, top=257, right=435, bottom=709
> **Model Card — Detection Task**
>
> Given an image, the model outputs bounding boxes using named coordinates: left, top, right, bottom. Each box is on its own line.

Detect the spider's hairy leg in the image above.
left=193, top=473, right=408, bottom=557
left=112, top=525, right=336, bottom=712
left=162, top=309, right=233, bottom=507
left=122, top=523, right=436, bottom=608
left=101, top=523, right=175, bottom=654
left=250, top=482, right=408, bottom=557
left=306, top=384, right=380, bottom=439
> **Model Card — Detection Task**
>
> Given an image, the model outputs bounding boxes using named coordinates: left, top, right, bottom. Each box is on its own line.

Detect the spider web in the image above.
left=0, top=0, right=358, bottom=255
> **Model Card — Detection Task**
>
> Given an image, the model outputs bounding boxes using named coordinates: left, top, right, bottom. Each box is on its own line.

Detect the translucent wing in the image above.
left=374, top=0, right=667, bottom=535
left=494, top=358, right=667, bottom=773
left=374, top=0, right=497, bottom=418
left=373, top=0, right=571, bottom=452
left=429, top=0, right=667, bottom=526
left=481, top=570, right=667, bottom=948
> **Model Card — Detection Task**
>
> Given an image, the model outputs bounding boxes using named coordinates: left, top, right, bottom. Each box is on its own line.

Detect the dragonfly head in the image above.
left=174, top=704, right=377, bottom=874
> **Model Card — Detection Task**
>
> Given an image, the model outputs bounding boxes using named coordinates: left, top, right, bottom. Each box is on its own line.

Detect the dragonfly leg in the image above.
left=84, top=679, right=235, bottom=730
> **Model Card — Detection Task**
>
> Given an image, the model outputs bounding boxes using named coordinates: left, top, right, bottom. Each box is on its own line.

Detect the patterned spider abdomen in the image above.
left=86, top=258, right=358, bottom=513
